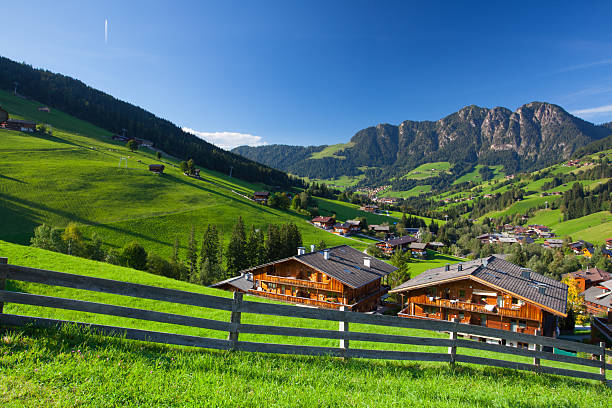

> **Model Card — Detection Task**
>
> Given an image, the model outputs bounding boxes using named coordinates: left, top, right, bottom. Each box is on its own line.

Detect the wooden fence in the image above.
left=0, top=258, right=609, bottom=386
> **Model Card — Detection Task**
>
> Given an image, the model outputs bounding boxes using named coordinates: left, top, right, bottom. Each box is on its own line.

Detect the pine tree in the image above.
left=246, top=226, right=264, bottom=268
left=265, top=224, right=282, bottom=262
left=226, top=217, right=247, bottom=275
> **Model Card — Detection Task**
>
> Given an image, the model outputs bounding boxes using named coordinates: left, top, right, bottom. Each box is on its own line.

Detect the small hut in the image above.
left=149, top=164, right=165, bottom=174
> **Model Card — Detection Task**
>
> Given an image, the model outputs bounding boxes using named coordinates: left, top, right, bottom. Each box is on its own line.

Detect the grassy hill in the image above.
left=0, top=90, right=372, bottom=256
left=0, top=240, right=611, bottom=407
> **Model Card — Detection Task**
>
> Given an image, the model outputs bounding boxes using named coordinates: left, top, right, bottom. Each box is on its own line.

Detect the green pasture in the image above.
left=401, top=162, right=451, bottom=180
left=0, top=240, right=610, bottom=407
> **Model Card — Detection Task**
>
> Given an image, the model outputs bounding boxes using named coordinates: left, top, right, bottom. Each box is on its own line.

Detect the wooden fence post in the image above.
left=533, top=329, right=541, bottom=367
left=339, top=306, right=349, bottom=359
left=227, top=291, right=243, bottom=350
left=600, top=341, right=606, bottom=384
left=0, top=258, right=7, bottom=315
left=448, top=317, right=458, bottom=368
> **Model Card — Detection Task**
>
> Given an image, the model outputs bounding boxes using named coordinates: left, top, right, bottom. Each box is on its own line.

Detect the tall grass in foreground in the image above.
left=1, top=325, right=611, bottom=408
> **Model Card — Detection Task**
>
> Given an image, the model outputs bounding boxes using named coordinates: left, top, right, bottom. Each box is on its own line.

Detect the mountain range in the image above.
left=233, top=102, right=612, bottom=185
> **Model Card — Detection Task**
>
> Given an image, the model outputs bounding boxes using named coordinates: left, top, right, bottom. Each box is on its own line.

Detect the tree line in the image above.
left=29, top=217, right=304, bottom=286
left=0, top=56, right=297, bottom=187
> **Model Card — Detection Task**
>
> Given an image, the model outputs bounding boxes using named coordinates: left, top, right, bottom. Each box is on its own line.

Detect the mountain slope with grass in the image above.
left=0, top=56, right=292, bottom=186
left=0, top=89, right=369, bottom=258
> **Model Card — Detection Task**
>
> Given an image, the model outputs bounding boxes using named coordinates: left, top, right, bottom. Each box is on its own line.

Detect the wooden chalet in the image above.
left=148, top=164, right=165, bottom=174
left=243, top=245, right=397, bottom=312
left=311, top=216, right=335, bottom=229
left=581, top=279, right=612, bottom=316
left=253, top=191, right=270, bottom=204
left=333, top=222, right=352, bottom=236
left=37, top=106, right=51, bottom=113
left=606, top=238, right=612, bottom=251
left=376, top=236, right=417, bottom=255
left=542, top=238, right=563, bottom=249
left=563, top=267, right=612, bottom=293
left=409, top=242, right=428, bottom=259
left=569, top=240, right=594, bottom=256
left=2, top=118, right=36, bottom=132
left=390, top=256, right=568, bottom=345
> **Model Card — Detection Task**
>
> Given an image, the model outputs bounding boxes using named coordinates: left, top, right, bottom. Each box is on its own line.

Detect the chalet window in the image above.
left=480, top=314, right=487, bottom=327
left=510, top=320, right=518, bottom=332
left=427, top=287, right=437, bottom=297
left=459, top=290, right=465, bottom=299
left=518, top=320, right=527, bottom=330
left=458, top=312, right=464, bottom=321
left=497, top=295, right=503, bottom=308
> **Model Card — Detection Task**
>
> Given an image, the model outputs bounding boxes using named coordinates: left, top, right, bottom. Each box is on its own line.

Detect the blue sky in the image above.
left=2, top=1, right=612, bottom=149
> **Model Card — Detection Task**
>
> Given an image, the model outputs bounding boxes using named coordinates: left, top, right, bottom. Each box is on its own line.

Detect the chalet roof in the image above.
left=211, top=274, right=254, bottom=292
left=581, top=280, right=612, bottom=308
left=569, top=240, right=594, bottom=250
left=312, top=216, right=334, bottom=223
left=6, top=118, right=36, bottom=125
left=390, top=256, right=568, bottom=316
left=409, top=242, right=428, bottom=250
left=334, top=222, right=351, bottom=229
left=427, top=242, right=445, bottom=247
left=253, top=191, right=270, bottom=197
left=564, top=267, right=612, bottom=284
left=380, top=236, right=417, bottom=247
left=545, top=239, right=564, bottom=244
left=346, top=220, right=361, bottom=226
left=240, top=245, right=397, bottom=289
left=369, top=225, right=390, bottom=232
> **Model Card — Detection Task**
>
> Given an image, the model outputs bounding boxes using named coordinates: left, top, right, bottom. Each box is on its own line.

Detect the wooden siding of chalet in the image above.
left=249, top=259, right=384, bottom=312
left=398, top=279, right=548, bottom=336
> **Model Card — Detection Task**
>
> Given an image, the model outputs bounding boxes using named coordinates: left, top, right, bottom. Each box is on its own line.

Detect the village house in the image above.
left=580, top=279, right=612, bottom=316
left=569, top=240, right=595, bottom=257
left=333, top=222, right=353, bottom=236
left=148, top=164, right=165, bottom=174
left=606, top=238, right=612, bottom=251
left=369, top=224, right=391, bottom=234
left=346, top=219, right=362, bottom=233
left=253, top=191, right=270, bottom=205
left=542, top=238, right=564, bottom=249
left=359, top=204, right=379, bottom=213
left=426, top=241, right=445, bottom=251
left=311, top=216, right=335, bottom=230
left=409, top=242, right=428, bottom=259
left=241, top=245, right=397, bottom=312
left=390, top=256, right=568, bottom=346
left=376, top=235, right=417, bottom=256
left=2, top=118, right=37, bottom=132
left=563, top=267, right=612, bottom=293
left=37, top=106, right=51, bottom=113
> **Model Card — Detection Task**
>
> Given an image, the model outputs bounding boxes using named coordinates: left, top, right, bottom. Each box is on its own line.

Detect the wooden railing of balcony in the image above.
left=262, top=275, right=333, bottom=291
left=248, top=290, right=347, bottom=309
left=410, top=295, right=541, bottom=321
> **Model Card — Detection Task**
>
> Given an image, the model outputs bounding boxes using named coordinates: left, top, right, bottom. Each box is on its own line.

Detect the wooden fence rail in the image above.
left=0, top=259, right=609, bottom=386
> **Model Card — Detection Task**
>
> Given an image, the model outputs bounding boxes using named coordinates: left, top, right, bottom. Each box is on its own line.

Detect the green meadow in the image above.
left=0, top=240, right=610, bottom=407
left=0, top=91, right=371, bottom=256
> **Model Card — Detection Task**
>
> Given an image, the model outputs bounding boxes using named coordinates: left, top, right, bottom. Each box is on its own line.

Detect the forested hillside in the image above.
left=0, top=56, right=294, bottom=186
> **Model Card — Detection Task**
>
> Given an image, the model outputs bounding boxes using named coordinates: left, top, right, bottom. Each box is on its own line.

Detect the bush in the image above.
left=121, top=242, right=147, bottom=270
left=147, top=253, right=174, bottom=278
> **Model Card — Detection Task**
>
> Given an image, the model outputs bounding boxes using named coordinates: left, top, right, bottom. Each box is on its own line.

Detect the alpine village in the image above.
left=1, top=3, right=612, bottom=406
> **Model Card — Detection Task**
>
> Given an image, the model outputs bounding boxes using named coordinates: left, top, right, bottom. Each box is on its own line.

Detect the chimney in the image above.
left=310, top=244, right=316, bottom=252
left=245, top=272, right=253, bottom=282
left=445, top=264, right=450, bottom=272
left=297, top=247, right=305, bottom=256
left=457, top=264, right=463, bottom=272
left=482, top=258, right=488, bottom=267
left=323, top=249, right=330, bottom=260
left=538, top=286, right=546, bottom=294
left=521, top=269, right=531, bottom=279
left=364, top=257, right=371, bottom=268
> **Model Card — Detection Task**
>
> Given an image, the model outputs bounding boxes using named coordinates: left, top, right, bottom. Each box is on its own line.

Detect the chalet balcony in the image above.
left=248, top=286, right=390, bottom=311
left=261, top=274, right=332, bottom=291
left=410, top=296, right=539, bottom=320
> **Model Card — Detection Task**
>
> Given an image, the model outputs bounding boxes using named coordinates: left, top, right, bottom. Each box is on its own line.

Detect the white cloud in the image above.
left=570, top=104, right=612, bottom=118
left=182, top=127, right=267, bottom=150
